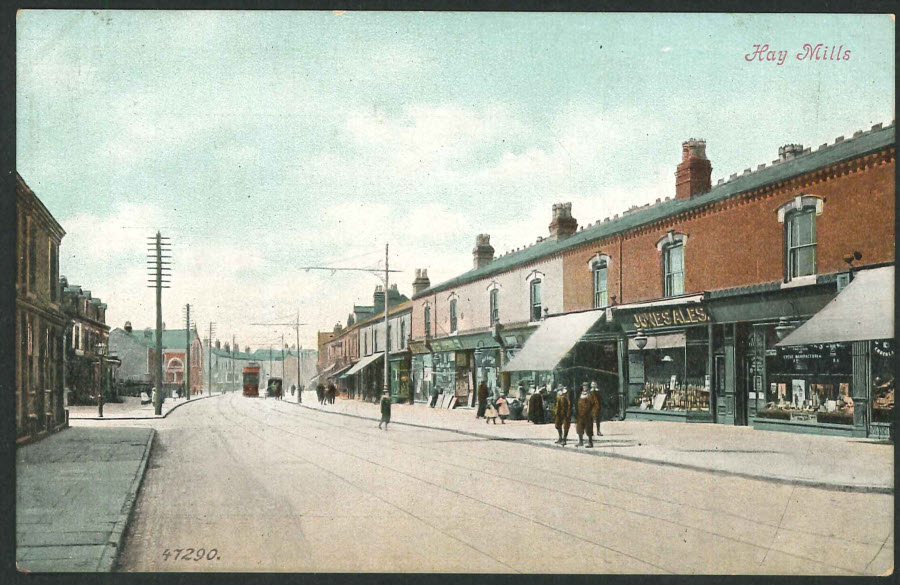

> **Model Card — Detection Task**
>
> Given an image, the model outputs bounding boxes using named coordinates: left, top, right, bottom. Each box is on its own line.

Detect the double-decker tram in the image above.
left=242, top=363, right=260, bottom=397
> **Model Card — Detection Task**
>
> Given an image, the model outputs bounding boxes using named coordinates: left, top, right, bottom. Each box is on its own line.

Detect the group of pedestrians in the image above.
left=552, top=381, right=603, bottom=447
left=316, top=383, right=337, bottom=405
left=475, top=381, right=510, bottom=424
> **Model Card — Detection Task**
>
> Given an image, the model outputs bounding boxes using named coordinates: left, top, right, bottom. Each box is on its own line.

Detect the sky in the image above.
left=16, top=11, right=895, bottom=350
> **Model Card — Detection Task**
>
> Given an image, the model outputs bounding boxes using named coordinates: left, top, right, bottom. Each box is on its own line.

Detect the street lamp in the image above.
left=96, top=342, right=109, bottom=417
left=633, top=328, right=648, bottom=351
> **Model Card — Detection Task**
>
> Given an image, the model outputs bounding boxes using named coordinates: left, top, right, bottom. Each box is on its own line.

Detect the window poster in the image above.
left=791, top=379, right=806, bottom=408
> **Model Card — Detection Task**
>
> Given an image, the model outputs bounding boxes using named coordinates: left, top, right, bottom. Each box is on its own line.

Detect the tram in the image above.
left=242, top=364, right=260, bottom=397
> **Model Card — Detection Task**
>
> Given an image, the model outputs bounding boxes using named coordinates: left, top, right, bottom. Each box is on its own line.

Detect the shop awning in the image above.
left=502, top=310, right=606, bottom=372
left=344, top=352, right=384, bottom=377
left=777, top=266, right=894, bottom=346
left=332, top=364, right=353, bottom=379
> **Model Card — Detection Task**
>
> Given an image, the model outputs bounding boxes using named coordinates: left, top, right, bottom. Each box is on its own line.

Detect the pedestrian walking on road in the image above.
left=528, top=387, right=545, bottom=424
left=327, top=383, right=337, bottom=404
left=291, top=384, right=296, bottom=397
left=554, top=387, right=571, bottom=446
left=316, top=383, right=325, bottom=404
left=590, top=381, right=603, bottom=436
left=378, top=391, right=392, bottom=430
left=495, top=394, right=509, bottom=424
left=476, top=381, right=489, bottom=418
left=576, top=382, right=600, bottom=448
left=98, top=392, right=104, bottom=418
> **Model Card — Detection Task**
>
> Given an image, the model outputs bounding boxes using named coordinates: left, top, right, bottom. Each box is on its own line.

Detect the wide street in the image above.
left=95, top=393, right=894, bottom=574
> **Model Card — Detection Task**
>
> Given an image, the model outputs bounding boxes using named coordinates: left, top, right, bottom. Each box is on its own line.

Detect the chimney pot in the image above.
left=834, top=135, right=844, bottom=143
left=778, top=144, right=804, bottom=161
left=548, top=202, right=578, bottom=241
left=872, top=123, right=883, bottom=131
left=412, top=267, right=431, bottom=295
left=124, top=321, right=132, bottom=333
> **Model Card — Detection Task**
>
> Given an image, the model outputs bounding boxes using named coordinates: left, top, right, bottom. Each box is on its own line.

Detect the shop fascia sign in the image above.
left=630, top=305, right=710, bottom=329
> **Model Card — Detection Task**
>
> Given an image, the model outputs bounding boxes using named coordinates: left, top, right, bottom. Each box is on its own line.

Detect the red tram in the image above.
left=242, top=364, right=260, bottom=397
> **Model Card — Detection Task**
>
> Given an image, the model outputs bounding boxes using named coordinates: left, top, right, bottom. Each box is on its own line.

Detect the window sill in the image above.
left=780, top=274, right=818, bottom=289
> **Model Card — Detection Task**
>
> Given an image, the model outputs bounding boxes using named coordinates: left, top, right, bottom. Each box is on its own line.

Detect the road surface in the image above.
left=115, top=394, right=893, bottom=574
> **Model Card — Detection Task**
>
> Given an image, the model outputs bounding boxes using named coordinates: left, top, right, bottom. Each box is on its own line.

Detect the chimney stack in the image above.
left=373, top=285, right=385, bottom=314
left=472, top=234, right=495, bottom=269
left=675, top=139, right=712, bottom=199
left=412, top=269, right=431, bottom=295
left=124, top=321, right=133, bottom=333
left=548, top=202, right=578, bottom=241
left=778, top=143, right=804, bottom=162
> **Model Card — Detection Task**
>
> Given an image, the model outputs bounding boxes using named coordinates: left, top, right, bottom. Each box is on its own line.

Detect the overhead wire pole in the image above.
left=183, top=303, right=191, bottom=400
left=297, top=242, right=401, bottom=402
left=250, top=312, right=308, bottom=402
left=146, top=232, right=171, bottom=416
left=207, top=322, right=216, bottom=395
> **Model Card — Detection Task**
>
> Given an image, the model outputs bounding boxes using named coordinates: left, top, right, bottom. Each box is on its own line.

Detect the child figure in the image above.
left=484, top=401, right=499, bottom=424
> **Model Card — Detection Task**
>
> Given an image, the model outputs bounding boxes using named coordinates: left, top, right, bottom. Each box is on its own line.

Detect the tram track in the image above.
left=225, top=396, right=873, bottom=575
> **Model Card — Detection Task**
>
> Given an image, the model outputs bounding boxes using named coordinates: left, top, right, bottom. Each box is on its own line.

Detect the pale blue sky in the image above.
left=17, top=11, right=895, bottom=348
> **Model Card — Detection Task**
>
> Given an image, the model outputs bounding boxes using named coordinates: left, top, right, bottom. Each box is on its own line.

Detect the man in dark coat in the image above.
left=576, top=382, right=601, bottom=448
left=590, top=381, right=603, bottom=436
left=554, top=387, right=571, bottom=446
left=476, top=381, right=489, bottom=418
left=429, top=385, right=440, bottom=408
left=527, top=387, right=545, bottom=424
left=327, top=382, right=337, bottom=404
left=378, top=390, right=392, bottom=430
left=316, top=383, right=325, bottom=404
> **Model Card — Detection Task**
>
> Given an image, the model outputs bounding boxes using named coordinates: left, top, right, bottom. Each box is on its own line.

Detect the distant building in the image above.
left=15, top=173, right=66, bottom=442
left=108, top=324, right=203, bottom=395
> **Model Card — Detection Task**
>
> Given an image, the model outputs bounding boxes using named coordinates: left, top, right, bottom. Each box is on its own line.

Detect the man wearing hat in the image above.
left=378, top=390, right=392, bottom=430
left=590, top=380, right=604, bottom=436
left=576, top=382, right=600, bottom=448
left=554, top=386, right=571, bottom=446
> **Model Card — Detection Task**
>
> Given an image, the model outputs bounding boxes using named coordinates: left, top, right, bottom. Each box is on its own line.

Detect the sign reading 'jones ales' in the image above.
left=632, top=305, right=709, bottom=329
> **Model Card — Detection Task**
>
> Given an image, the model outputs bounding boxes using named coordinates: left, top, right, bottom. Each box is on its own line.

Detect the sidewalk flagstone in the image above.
left=17, top=427, right=155, bottom=572
left=295, top=391, right=893, bottom=493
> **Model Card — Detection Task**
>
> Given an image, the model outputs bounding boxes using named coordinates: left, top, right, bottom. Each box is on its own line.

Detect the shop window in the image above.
left=785, top=208, right=817, bottom=280
left=424, top=306, right=431, bottom=339
left=449, top=299, right=458, bottom=333
left=489, top=289, right=499, bottom=325
left=872, top=340, right=894, bottom=424
left=530, top=279, right=542, bottom=322
left=592, top=259, right=608, bottom=308
left=662, top=242, right=684, bottom=297
left=761, top=338, right=854, bottom=425
left=629, top=330, right=710, bottom=412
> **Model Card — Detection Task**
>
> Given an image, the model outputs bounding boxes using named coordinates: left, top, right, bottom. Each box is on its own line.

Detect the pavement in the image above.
left=16, top=426, right=155, bottom=572
left=295, top=391, right=894, bottom=494
left=68, top=393, right=220, bottom=420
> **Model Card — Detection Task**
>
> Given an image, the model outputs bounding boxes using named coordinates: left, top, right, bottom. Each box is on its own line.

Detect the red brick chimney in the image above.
left=548, top=202, right=578, bottom=241
left=675, top=139, right=712, bottom=200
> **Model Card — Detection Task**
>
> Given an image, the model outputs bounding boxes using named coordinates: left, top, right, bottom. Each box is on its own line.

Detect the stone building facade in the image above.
left=15, top=173, right=66, bottom=442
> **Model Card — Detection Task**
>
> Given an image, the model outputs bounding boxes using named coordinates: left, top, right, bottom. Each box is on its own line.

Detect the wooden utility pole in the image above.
left=146, top=232, right=170, bottom=416
left=231, top=335, right=236, bottom=393
left=184, top=304, right=191, bottom=400
left=250, top=312, right=307, bottom=402
left=207, top=322, right=216, bottom=395
left=384, top=243, right=390, bottom=399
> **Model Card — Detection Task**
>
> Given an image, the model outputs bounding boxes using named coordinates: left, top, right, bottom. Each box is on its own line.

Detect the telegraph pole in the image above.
left=383, top=243, right=390, bottom=400
left=146, top=232, right=171, bottom=416
left=231, top=335, right=236, bottom=393
left=207, top=322, right=216, bottom=395
left=184, top=303, right=191, bottom=400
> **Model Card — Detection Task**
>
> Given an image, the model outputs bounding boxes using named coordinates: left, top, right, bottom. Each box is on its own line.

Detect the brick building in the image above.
left=15, top=173, right=67, bottom=442
left=60, top=279, right=119, bottom=405
left=109, top=324, right=203, bottom=396
left=410, top=121, right=895, bottom=437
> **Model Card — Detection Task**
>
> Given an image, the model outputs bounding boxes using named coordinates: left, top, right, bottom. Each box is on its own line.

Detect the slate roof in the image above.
left=415, top=122, right=895, bottom=298
left=117, top=328, right=199, bottom=350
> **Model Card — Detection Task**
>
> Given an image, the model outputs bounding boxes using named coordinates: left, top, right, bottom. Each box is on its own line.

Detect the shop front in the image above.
left=768, top=265, right=894, bottom=438
left=389, top=352, right=411, bottom=403
left=614, top=295, right=713, bottom=423
left=343, top=352, right=384, bottom=402
left=503, top=309, right=624, bottom=420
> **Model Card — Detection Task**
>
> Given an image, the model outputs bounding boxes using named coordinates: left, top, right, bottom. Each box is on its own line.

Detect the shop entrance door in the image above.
left=735, top=355, right=749, bottom=426
left=714, top=353, right=735, bottom=424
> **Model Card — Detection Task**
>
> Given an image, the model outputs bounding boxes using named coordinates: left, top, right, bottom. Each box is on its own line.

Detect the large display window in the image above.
left=629, top=328, right=710, bottom=412
left=871, top=339, right=894, bottom=424
left=761, top=340, right=854, bottom=425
